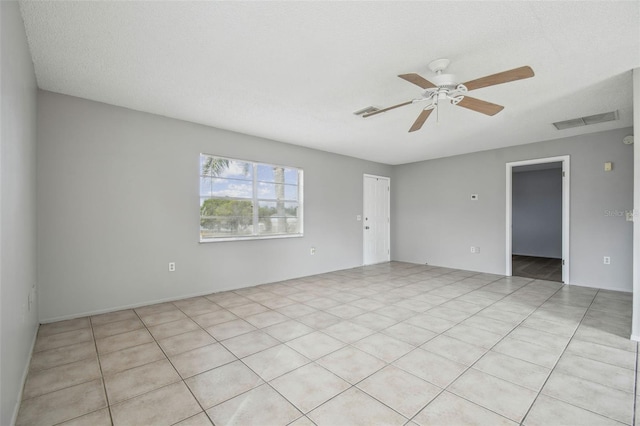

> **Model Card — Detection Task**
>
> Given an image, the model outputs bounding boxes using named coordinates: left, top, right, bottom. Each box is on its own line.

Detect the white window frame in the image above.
left=199, top=154, right=304, bottom=243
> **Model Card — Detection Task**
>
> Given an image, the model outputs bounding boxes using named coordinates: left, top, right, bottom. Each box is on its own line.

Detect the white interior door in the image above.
left=363, top=174, right=390, bottom=265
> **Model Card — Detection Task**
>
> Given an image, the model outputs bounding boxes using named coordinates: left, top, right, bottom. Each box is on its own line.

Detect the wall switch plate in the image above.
left=604, top=162, right=612, bottom=171
left=603, top=256, right=610, bottom=265
left=627, top=211, right=634, bottom=222
left=356, top=215, right=362, bottom=221
left=471, top=194, right=479, bottom=200
left=310, top=247, right=316, bottom=255
left=168, top=262, right=176, bottom=272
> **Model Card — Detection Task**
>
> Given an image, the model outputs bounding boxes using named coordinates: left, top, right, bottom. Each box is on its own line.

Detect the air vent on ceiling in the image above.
left=553, top=110, right=619, bottom=130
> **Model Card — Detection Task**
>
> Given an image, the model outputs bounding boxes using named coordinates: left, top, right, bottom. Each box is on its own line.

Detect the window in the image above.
left=199, top=154, right=303, bottom=242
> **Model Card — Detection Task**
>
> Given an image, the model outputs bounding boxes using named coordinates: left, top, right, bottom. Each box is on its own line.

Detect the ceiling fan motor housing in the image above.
left=431, top=73, right=457, bottom=89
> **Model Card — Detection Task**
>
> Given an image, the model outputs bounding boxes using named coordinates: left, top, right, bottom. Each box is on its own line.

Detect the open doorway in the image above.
left=506, top=156, right=570, bottom=283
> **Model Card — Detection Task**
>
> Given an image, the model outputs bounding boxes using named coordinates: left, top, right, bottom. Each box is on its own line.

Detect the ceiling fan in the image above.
left=362, top=59, right=534, bottom=132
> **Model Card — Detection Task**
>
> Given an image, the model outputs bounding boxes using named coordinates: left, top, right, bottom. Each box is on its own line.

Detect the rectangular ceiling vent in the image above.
left=553, top=110, right=619, bottom=130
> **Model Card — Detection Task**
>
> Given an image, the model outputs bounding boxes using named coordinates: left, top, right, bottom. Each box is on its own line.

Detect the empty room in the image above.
left=2, top=1, right=640, bottom=425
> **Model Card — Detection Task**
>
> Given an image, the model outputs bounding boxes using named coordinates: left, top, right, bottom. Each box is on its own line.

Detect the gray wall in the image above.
left=37, top=91, right=391, bottom=321
left=392, top=127, right=634, bottom=291
left=1, top=2, right=39, bottom=424
left=632, top=68, right=639, bottom=340
left=512, top=168, right=563, bottom=258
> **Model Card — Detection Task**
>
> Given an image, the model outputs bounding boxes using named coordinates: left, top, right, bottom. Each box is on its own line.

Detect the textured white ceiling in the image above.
left=19, top=1, right=640, bottom=165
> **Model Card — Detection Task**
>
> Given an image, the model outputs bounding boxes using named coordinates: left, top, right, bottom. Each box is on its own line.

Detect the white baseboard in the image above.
left=38, top=264, right=362, bottom=323
left=566, top=280, right=632, bottom=293
left=10, top=323, right=39, bottom=425
left=39, top=286, right=243, bottom=324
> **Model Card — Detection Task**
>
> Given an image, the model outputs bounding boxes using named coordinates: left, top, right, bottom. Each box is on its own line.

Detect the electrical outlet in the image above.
left=310, top=247, right=316, bottom=255
left=168, top=262, right=176, bottom=272
left=475, top=247, right=480, bottom=254
left=603, top=256, right=611, bottom=265
left=470, top=246, right=476, bottom=254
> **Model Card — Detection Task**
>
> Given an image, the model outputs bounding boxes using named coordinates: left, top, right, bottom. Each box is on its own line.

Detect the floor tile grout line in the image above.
left=313, top=272, right=524, bottom=424
left=22, top=263, right=635, bottom=426
left=104, top=308, right=203, bottom=422
left=23, top=345, right=96, bottom=376
left=183, top=274, right=629, bottom=424
left=517, top=287, right=633, bottom=426
left=403, top=279, right=565, bottom=425
left=203, top=270, right=485, bottom=424
left=516, top=285, right=595, bottom=424
left=22, top=323, right=110, bottom=424
left=138, top=300, right=256, bottom=424
left=142, top=304, right=211, bottom=421
left=404, top=273, right=544, bottom=423
left=90, top=316, right=115, bottom=426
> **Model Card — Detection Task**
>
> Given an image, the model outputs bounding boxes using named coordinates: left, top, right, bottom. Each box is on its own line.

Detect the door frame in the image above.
left=363, top=174, right=391, bottom=265
left=505, top=155, right=570, bottom=283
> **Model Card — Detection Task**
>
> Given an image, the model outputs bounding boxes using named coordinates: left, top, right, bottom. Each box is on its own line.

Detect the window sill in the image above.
left=199, top=233, right=304, bottom=243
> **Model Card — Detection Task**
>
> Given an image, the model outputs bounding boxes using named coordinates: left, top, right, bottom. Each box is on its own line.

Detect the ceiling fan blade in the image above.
left=409, top=108, right=433, bottom=132
left=456, top=96, right=504, bottom=116
left=463, top=66, right=534, bottom=91
left=398, top=73, right=436, bottom=89
left=362, top=100, right=413, bottom=117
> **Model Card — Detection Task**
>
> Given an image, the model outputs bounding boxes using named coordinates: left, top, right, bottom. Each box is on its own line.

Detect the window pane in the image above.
left=285, top=184, right=298, bottom=201
left=201, top=217, right=253, bottom=238
left=257, top=182, right=298, bottom=201
left=256, top=164, right=276, bottom=182
left=257, top=201, right=299, bottom=215
left=258, top=201, right=299, bottom=235
left=207, top=178, right=253, bottom=199
left=201, top=156, right=252, bottom=180
left=256, top=165, right=295, bottom=184
left=218, top=160, right=253, bottom=180
left=284, top=169, right=299, bottom=185
left=257, top=217, right=299, bottom=235
left=200, top=177, right=214, bottom=197
left=200, top=198, right=253, bottom=221
left=201, top=177, right=255, bottom=198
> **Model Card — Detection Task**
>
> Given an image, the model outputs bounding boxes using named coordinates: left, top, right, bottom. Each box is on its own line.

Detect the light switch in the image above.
left=471, top=194, right=478, bottom=201
left=604, top=162, right=612, bottom=171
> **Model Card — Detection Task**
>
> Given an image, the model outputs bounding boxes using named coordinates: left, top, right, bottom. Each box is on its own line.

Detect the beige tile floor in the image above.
left=16, top=262, right=638, bottom=426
